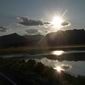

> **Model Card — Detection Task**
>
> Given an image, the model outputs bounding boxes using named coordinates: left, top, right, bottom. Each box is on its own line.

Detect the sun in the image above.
left=50, top=16, right=64, bottom=30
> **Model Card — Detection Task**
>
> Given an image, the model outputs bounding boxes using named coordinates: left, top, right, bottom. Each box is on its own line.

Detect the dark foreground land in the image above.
left=0, top=58, right=85, bottom=85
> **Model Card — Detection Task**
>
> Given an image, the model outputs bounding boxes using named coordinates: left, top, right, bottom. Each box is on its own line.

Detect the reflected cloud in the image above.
left=61, top=64, right=72, bottom=70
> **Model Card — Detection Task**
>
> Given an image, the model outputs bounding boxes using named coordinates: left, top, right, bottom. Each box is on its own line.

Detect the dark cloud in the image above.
left=61, top=21, right=71, bottom=27
left=0, top=26, right=7, bottom=32
left=17, top=16, right=70, bottom=28
left=17, top=16, right=49, bottom=26
left=25, top=29, right=40, bottom=35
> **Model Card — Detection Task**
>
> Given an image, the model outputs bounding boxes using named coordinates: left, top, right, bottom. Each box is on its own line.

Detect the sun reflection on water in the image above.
left=51, top=50, right=64, bottom=56
left=54, top=64, right=72, bottom=74
left=54, top=66, right=65, bottom=73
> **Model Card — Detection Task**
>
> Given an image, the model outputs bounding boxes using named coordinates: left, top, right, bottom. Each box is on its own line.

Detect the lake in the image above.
left=41, top=50, right=85, bottom=76
left=1, top=50, right=85, bottom=76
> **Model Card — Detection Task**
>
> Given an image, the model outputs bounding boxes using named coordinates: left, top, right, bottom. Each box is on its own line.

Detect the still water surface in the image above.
left=1, top=50, right=85, bottom=76
left=41, top=50, right=85, bottom=76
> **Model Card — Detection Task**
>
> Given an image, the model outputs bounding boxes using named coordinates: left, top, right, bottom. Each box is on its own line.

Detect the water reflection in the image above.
left=51, top=50, right=85, bottom=56
left=54, top=64, right=72, bottom=73
left=40, top=57, right=85, bottom=76
left=2, top=50, right=85, bottom=76
left=61, top=64, right=72, bottom=70
left=54, top=66, right=65, bottom=73
left=51, top=50, right=64, bottom=56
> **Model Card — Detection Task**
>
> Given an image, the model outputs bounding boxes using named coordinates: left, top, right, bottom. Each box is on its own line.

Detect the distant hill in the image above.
left=39, top=29, right=85, bottom=48
left=0, top=29, right=85, bottom=49
left=0, top=33, right=43, bottom=48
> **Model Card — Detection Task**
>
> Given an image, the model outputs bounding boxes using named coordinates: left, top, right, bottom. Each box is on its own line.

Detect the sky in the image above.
left=0, top=0, right=85, bottom=35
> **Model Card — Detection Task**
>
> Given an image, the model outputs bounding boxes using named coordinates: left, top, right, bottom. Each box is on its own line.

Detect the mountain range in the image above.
left=0, top=33, right=43, bottom=48
left=0, top=29, right=85, bottom=49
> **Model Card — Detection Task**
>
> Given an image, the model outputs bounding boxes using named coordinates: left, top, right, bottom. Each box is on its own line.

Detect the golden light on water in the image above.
left=50, top=16, right=64, bottom=30
left=52, top=50, right=64, bottom=56
left=54, top=66, right=65, bottom=73
left=54, top=64, right=72, bottom=73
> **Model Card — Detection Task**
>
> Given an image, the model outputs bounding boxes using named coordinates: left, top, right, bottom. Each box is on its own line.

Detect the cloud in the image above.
left=25, top=29, right=40, bottom=35
left=61, top=21, right=71, bottom=27
left=16, top=16, right=71, bottom=36
left=17, top=16, right=49, bottom=26
left=0, top=26, right=7, bottom=32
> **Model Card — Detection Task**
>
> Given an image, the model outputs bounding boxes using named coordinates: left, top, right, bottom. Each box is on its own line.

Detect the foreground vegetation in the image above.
left=0, top=58, right=84, bottom=85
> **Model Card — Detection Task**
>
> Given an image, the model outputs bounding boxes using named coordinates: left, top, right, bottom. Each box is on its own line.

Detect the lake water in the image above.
left=41, top=58, right=85, bottom=76
left=41, top=50, right=85, bottom=76
left=1, top=50, right=85, bottom=76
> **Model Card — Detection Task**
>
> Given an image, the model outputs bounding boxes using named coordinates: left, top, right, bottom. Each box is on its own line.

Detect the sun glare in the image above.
left=50, top=16, right=64, bottom=30
left=52, top=50, right=64, bottom=56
